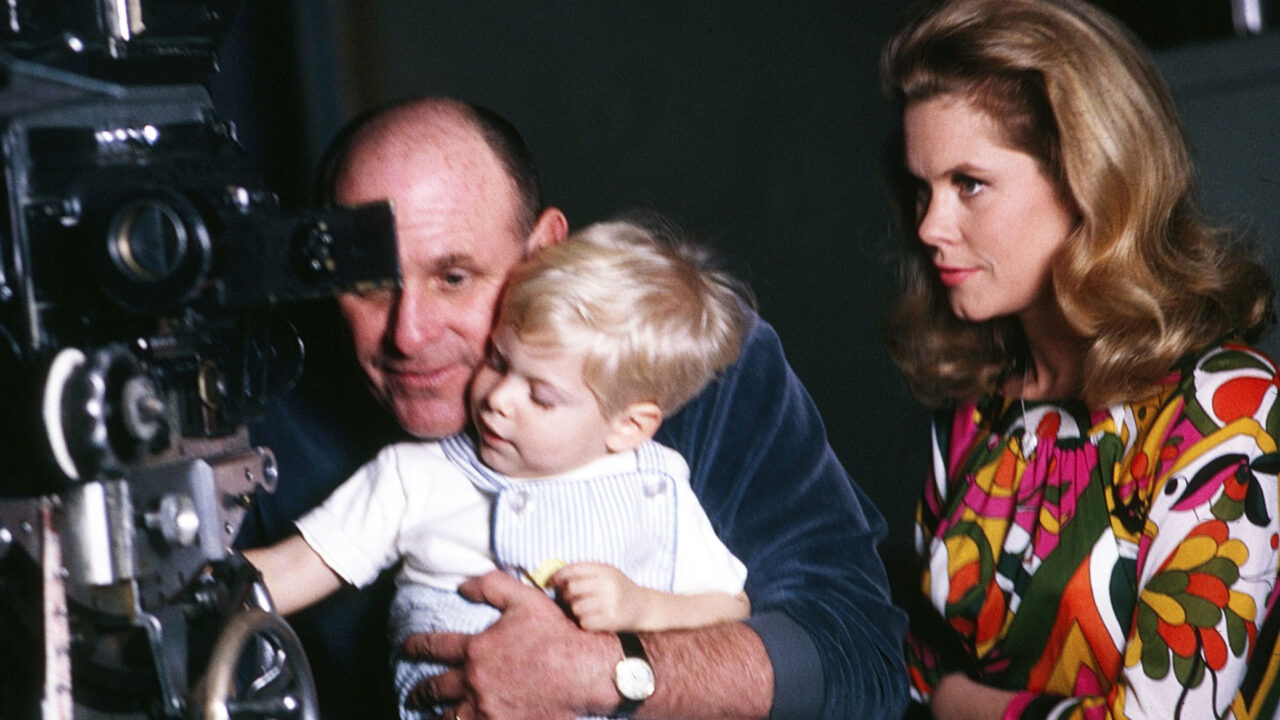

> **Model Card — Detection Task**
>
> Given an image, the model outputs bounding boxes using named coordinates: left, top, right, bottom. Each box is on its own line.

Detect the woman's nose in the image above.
left=916, top=195, right=957, bottom=248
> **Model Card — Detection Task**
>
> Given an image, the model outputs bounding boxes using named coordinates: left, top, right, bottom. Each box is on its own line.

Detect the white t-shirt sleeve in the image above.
left=668, top=455, right=748, bottom=596
left=295, top=444, right=410, bottom=588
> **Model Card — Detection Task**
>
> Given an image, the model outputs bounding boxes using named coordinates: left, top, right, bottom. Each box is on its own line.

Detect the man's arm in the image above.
left=654, top=314, right=909, bottom=719
left=243, top=535, right=344, bottom=615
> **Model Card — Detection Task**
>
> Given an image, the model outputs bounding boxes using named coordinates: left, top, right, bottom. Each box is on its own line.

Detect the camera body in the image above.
left=0, top=2, right=397, bottom=718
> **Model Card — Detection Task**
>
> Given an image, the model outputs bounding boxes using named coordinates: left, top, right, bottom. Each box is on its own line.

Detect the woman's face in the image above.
left=903, top=94, right=1076, bottom=325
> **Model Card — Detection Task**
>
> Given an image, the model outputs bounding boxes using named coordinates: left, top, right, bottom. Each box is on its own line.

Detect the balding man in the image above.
left=242, top=97, right=907, bottom=720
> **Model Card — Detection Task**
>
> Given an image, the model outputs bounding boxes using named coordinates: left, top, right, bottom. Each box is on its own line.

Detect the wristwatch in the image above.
left=612, top=631, right=655, bottom=717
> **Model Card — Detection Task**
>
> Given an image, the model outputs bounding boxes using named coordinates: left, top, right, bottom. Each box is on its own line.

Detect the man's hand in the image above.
left=550, top=562, right=644, bottom=631
left=402, top=569, right=772, bottom=720
left=401, top=570, right=619, bottom=720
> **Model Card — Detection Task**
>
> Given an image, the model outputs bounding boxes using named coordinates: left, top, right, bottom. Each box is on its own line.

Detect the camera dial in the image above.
left=42, top=344, right=168, bottom=482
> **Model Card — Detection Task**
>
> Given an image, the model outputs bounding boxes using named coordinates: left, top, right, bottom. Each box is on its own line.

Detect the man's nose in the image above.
left=388, top=284, right=445, bottom=354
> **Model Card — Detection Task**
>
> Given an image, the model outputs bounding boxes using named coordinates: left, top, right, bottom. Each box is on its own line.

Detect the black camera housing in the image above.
left=0, top=63, right=396, bottom=491
left=0, top=2, right=397, bottom=717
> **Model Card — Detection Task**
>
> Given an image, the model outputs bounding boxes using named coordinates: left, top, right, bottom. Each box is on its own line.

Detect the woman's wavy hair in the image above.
left=880, top=0, right=1273, bottom=407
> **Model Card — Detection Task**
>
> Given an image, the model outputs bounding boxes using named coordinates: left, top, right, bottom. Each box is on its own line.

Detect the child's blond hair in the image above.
left=501, top=215, right=752, bottom=418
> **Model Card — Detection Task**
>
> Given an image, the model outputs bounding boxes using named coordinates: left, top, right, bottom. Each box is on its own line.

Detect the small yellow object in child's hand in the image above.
left=525, top=558, right=566, bottom=588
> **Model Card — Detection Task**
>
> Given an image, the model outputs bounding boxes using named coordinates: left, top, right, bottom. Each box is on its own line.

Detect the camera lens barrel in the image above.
left=99, top=191, right=212, bottom=314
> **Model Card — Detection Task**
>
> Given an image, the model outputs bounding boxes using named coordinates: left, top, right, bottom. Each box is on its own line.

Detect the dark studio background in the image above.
left=209, top=0, right=1280, bottom=660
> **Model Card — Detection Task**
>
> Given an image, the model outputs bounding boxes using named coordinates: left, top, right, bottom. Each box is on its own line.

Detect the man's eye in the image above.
left=442, top=269, right=471, bottom=288
left=349, top=286, right=394, bottom=304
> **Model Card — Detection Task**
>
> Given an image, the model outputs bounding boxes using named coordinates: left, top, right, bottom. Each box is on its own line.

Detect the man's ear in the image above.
left=523, top=206, right=569, bottom=256
left=605, top=402, right=663, bottom=453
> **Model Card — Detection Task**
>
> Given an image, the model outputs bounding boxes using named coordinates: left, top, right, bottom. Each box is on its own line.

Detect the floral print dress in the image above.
left=907, top=341, right=1280, bottom=719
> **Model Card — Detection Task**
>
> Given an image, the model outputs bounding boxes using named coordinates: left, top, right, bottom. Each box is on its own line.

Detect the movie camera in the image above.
left=0, top=2, right=397, bottom=718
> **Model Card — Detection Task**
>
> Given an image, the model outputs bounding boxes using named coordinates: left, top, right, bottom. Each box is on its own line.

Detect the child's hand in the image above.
left=549, top=562, right=648, bottom=632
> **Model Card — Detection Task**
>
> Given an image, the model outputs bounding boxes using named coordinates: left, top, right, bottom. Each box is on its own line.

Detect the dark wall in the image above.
left=211, top=2, right=1280, bottom=599
left=220, top=1, right=933, bottom=562
left=1158, top=33, right=1280, bottom=366
left=208, top=3, right=310, bottom=202
left=341, top=2, right=930, bottom=560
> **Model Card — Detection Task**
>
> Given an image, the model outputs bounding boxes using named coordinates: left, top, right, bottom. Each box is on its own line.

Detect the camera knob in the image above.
left=0, top=526, right=12, bottom=562
left=298, top=221, right=337, bottom=276
left=144, top=493, right=200, bottom=548
left=121, top=374, right=167, bottom=444
left=44, top=345, right=164, bottom=480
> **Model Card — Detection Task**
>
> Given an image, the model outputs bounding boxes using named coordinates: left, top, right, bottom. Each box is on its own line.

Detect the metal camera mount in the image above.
left=0, top=2, right=398, bottom=717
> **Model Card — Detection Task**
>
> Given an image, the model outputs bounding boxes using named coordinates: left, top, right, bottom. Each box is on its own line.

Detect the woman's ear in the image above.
left=604, top=402, right=663, bottom=453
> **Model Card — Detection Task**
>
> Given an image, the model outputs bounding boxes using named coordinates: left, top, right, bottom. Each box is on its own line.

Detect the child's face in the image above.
left=469, top=322, right=617, bottom=477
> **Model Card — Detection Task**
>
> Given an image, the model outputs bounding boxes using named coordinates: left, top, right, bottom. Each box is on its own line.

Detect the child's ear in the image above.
left=605, top=402, right=663, bottom=453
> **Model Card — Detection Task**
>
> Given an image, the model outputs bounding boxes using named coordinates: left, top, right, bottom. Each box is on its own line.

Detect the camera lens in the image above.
left=93, top=190, right=211, bottom=313
left=109, top=199, right=188, bottom=282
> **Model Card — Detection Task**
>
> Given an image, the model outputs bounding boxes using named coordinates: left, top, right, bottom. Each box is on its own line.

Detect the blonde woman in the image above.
left=881, top=0, right=1280, bottom=718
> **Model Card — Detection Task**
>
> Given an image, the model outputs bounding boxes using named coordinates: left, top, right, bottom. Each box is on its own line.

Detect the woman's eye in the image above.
left=913, top=183, right=930, bottom=221
left=955, top=175, right=985, bottom=197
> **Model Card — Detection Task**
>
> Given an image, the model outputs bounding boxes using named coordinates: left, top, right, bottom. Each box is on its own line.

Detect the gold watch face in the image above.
left=614, top=657, right=656, bottom=701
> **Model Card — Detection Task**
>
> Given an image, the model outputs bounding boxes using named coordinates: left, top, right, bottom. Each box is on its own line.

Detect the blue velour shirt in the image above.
left=240, top=309, right=908, bottom=720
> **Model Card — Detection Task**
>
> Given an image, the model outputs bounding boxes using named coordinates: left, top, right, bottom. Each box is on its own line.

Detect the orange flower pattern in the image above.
left=907, top=342, right=1280, bottom=719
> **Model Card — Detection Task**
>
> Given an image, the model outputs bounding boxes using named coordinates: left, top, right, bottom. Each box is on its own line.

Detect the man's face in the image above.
left=335, top=127, right=529, bottom=438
